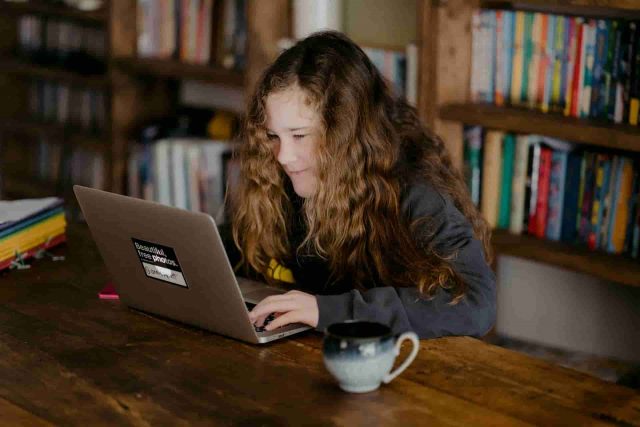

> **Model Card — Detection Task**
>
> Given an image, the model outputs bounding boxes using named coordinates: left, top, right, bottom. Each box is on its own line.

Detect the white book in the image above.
left=470, top=10, right=483, bottom=102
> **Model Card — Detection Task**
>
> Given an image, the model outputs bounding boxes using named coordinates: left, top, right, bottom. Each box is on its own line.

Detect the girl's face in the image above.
left=265, top=86, right=322, bottom=198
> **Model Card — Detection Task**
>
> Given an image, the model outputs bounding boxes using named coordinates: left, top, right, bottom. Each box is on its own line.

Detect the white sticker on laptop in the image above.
left=132, top=238, right=189, bottom=288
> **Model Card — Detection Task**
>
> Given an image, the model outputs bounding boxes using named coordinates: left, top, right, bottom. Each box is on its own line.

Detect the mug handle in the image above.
left=382, top=331, right=419, bottom=384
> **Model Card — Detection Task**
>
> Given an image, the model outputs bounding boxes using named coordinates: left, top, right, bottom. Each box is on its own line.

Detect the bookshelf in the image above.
left=425, top=0, right=640, bottom=287
left=0, top=0, right=289, bottom=203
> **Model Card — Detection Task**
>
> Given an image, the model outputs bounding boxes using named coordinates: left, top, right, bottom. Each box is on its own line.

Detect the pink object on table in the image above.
left=98, top=282, right=119, bottom=300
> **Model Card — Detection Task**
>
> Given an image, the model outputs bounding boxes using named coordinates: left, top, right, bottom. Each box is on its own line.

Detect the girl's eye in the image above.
left=293, top=134, right=306, bottom=139
left=266, top=134, right=278, bottom=140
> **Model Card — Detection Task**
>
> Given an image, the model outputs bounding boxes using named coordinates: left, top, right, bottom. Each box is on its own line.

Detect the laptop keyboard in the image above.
left=245, top=302, right=277, bottom=333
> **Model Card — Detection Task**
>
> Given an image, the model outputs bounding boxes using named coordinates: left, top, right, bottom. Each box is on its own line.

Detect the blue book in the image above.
left=485, top=10, right=497, bottom=103
left=561, top=151, right=583, bottom=243
left=590, top=19, right=609, bottom=118
left=543, top=14, right=557, bottom=112
left=546, top=149, right=569, bottom=241
left=503, top=10, right=515, bottom=102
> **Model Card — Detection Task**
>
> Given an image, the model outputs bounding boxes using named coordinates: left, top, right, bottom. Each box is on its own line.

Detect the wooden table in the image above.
left=1, top=224, right=639, bottom=426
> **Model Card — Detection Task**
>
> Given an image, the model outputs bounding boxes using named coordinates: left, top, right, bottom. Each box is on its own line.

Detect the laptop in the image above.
left=73, top=185, right=312, bottom=344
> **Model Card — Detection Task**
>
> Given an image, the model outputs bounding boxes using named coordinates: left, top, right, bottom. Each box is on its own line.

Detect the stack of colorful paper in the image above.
left=0, top=197, right=66, bottom=271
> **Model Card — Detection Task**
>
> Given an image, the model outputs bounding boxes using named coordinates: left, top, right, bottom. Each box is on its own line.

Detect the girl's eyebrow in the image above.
left=267, top=127, right=310, bottom=132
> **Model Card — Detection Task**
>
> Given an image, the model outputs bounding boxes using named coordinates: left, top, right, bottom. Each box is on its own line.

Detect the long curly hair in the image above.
left=231, top=31, right=492, bottom=303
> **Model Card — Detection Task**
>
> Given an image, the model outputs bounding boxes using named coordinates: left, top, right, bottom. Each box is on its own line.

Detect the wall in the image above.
left=343, top=0, right=417, bottom=47
left=496, top=256, right=640, bottom=362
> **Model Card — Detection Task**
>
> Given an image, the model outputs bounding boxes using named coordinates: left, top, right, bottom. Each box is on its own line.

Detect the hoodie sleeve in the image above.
left=314, top=181, right=496, bottom=339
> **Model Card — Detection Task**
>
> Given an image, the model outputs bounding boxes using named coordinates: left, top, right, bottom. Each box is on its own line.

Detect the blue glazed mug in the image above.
left=322, top=321, right=419, bottom=393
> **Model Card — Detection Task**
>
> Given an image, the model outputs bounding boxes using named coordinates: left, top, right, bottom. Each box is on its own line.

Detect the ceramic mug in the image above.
left=322, top=320, right=419, bottom=393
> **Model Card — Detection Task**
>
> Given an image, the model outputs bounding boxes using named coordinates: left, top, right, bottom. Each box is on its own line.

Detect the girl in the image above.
left=219, top=30, right=496, bottom=339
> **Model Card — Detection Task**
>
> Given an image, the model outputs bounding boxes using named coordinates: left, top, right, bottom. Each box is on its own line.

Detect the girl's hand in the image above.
left=248, top=290, right=319, bottom=331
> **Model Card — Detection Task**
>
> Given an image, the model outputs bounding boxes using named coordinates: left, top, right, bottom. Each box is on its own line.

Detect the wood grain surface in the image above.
left=1, top=224, right=638, bottom=426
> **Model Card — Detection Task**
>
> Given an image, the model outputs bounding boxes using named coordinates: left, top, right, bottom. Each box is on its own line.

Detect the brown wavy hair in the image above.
left=231, top=31, right=492, bottom=303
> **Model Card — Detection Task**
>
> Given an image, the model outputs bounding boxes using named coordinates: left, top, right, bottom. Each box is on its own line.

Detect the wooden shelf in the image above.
left=0, top=57, right=109, bottom=88
left=439, top=103, right=640, bottom=153
left=1, top=174, right=59, bottom=199
left=491, top=229, right=640, bottom=288
left=0, top=118, right=108, bottom=152
left=3, top=0, right=107, bottom=24
left=111, top=57, right=245, bottom=87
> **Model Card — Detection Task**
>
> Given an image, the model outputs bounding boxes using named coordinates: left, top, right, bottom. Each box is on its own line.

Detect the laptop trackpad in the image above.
left=243, top=288, right=285, bottom=304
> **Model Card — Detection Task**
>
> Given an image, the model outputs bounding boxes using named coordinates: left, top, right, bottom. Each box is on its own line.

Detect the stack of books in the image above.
left=0, top=197, right=67, bottom=271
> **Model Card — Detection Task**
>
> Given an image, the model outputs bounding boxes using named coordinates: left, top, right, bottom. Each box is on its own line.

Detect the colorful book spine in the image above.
left=616, top=21, right=636, bottom=124
left=578, top=152, right=597, bottom=244
left=533, top=146, right=552, bottom=238
left=609, top=158, right=634, bottom=253
left=607, top=20, right=623, bottom=121
left=528, top=12, right=544, bottom=109
left=551, top=14, right=564, bottom=112
left=498, top=133, right=515, bottom=229
left=495, top=10, right=506, bottom=106
left=546, top=149, right=568, bottom=241
left=570, top=18, right=586, bottom=117
left=510, top=135, right=531, bottom=235
left=542, top=14, right=556, bottom=113
left=482, top=130, right=504, bottom=228
left=589, top=19, right=609, bottom=118
left=524, top=141, right=541, bottom=235
left=564, top=17, right=578, bottom=117
left=623, top=163, right=639, bottom=254
left=520, top=12, right=535, bottom=106
left=580, top=19, right=597, bottom=118
left=463, top=125, right=483, bottom=207
left=510, top=11, right=526, bottom=105
left=588, top=154, right=610, bottom=250
left=501, top=11, right=515, bottom=106
left=629, top=21, right=640, bottom=125
left=561, top=150, right=583, bottom=243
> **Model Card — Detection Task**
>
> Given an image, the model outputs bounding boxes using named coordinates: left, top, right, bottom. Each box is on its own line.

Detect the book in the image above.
left=546, top=149, right=569, bottom=241
left=498, top=133, right=515, bottom=229
left=510, top=11, right=526, bottom=105
left=463, top=125, right=483, bottom=207
left=578, top=152, right=597, bottom=244
left=481, top=130, right=504, bottom=228
left=564, top=17, right=578, bottom=116
left=608, top=157, right=634, bottom=253
left=520, top=12, right=535, bottom=106
left=524, top=140, right=541, bottom=234
left=607, top=20, right=623, bottom=122
left=589, top=19, right=609, bottom=118
left=588, top=153, right=611, bottom=250
left=510, top=134, right=532, bottom=235
left=542, top=14, right=557, bottom=113
left=580, top=19, right=597, bottom=118
left=533, top=145, right=552, bottom=238
left=560, top=150, right=583, bottom=243
left=629, top=21, right=640, bottom=125
left=570, top=18, right=585, bottom=118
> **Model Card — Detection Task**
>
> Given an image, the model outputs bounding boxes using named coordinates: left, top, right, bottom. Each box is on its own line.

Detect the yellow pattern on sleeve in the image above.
left=267, top=258, right=296, bottom=284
